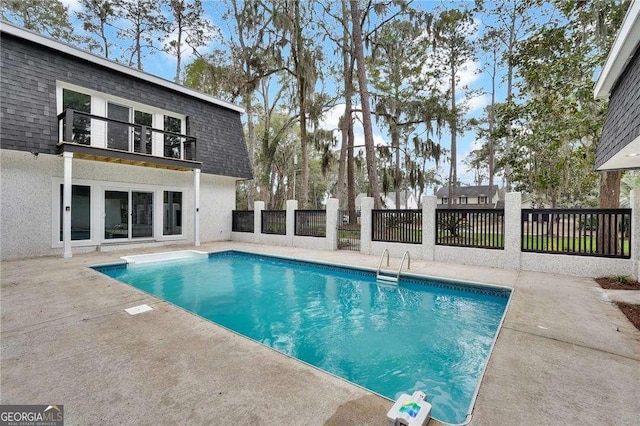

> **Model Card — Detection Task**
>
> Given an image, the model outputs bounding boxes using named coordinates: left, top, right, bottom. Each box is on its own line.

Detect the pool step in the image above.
left=377, top=269, right=398, bottom=282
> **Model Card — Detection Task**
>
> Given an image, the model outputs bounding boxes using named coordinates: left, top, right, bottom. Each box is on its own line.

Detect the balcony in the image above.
left=57, top=109, right=201, bottom=171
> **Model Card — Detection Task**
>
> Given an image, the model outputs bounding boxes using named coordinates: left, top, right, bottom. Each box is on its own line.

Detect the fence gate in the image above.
left=337, top=209, right=360, bottom=251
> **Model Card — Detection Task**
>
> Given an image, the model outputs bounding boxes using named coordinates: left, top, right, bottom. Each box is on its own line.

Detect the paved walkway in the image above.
left=1, top=242, right=639, bottom=425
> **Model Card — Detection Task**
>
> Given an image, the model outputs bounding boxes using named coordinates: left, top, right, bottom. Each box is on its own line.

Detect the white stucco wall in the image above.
left=0, top=149, right=236, bottom=259
left=520, top=252, right=634, bottom=278
left=200, top=173, right=237, bottom=243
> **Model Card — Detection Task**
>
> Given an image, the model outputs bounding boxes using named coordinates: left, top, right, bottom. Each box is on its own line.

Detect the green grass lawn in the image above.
left=522, top=235, right=630, bottom=255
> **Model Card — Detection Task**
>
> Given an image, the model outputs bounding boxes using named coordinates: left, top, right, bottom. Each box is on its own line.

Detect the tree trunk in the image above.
left=337, top=1, right=351, bottom=210
left=488, top=52, right=496, bottom=195
left=597, top=170, right=622, bottom=255
left=448, top=62, right=457, bottom=207
left=293, top=0, right=309, bottom=209
left=174, top=24, right=182, bottom=83
left=245, top=94, right=256, bottom=208
left=101, top=24, right=109, bottom=58
left=350, top=0, right=381, bottom=208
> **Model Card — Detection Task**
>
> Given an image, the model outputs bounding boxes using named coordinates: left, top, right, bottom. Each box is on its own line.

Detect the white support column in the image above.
left=286, top=199, right=298, bottom=246
left=422, top=196, right=436, bottom=261
left=193, top=169, right=201, bottom=246
left=631, top=189, right=639, bottom=280
left=360, top=197, right=374, bottom=255
left=504, top=192, right=522, bottom=270
left=326, top=198, right=339, bottom=250
left=62, top=152, right=73, bottom=258
left=254, top=201, right=265, bottom=243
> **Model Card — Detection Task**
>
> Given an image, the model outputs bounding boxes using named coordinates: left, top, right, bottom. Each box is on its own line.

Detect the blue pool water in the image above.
left=95, top=251, right=510, bottom=424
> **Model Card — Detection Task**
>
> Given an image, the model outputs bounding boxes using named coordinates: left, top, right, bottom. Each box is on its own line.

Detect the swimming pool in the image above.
left=94, top=250, right=511, bottom=424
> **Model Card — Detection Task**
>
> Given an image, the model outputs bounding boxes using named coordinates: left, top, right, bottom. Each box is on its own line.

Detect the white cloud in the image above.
left=318, top=103, right=345, bottom=132
left=463, top=93, right=491, bottom=113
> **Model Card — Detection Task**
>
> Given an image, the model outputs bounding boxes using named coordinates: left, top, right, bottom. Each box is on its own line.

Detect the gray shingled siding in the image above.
left=0, top=33, right=253, bottom=179
left=596, top=45, right=640, bottom=169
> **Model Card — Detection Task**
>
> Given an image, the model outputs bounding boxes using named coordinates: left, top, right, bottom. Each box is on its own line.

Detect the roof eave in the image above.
left=0, top=20, right=245, bottom=114
left=594, top=0, right=640, bottom=99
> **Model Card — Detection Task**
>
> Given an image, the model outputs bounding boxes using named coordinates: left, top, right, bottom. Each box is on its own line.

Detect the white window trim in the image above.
left=51, top=177, right=187, bottom=248
left=57, top=81, right=187, bottom=157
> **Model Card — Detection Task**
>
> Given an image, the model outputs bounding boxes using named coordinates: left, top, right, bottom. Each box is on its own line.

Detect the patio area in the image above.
left=1, top=241, right=639, bottom=425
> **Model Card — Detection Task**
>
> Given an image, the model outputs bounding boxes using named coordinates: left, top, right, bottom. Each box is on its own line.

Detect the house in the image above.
left=0, top=22, right=252, bottom=259
left=594, top=0, right=640, bottom=171
left=434, top=185, right=499, bottom=208
left=381, top=191, right=419, bottom=209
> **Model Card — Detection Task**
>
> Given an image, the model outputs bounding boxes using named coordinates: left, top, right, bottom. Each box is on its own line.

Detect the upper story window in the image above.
left=441, top=197, right=448, bottom=204
left=459, top=196, right=468, bottom=204
left=164, top=115, right=182, bottom=158
left=57, top=82, right=195, bottom=161
left=63, top=89, right=91, bottom=145
left=478, top=196, right=488, bottom=204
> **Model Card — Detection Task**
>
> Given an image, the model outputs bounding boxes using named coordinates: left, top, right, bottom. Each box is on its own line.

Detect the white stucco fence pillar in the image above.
left=360, top=197, right=374, bottom=255
left=326, top=198, right=339, bottom=250
left=62, top=151, right=73, bottom=258
left=193, top=168, right=201, bottom=246
left=422, top=195, right=436, bottom=261
left=254, top=201, right=264, bottom=243
left=504, top=192, right=522, bottom=269
left=286, top=199, right=298, bottom=247
left=631, top=189, right=639, bottom=280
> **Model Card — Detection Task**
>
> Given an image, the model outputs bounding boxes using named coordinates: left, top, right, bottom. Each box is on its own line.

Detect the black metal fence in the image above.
left=295, top=210, right=326, bottom=237
left=232, top=210, right=254, bottom=233
left=338, top=209, right=361, bottom=251
left=521, top=209, right=631, bottom=258
left=261, top=210, right=286, bottom=235
left=372, top=209, right=422, bottom=244
left=436, top=209, right=504, bottom=249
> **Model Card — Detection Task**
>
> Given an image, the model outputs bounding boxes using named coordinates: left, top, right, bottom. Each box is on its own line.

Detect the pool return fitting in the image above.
left=386, top=390, right=432, bottom=426
left=376, top=249, right=410, bottom=284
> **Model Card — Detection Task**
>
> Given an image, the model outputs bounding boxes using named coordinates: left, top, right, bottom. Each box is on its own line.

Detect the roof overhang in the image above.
left=596, top=134, right=640, bottom=170
left=594, top=0, right=640, bottom=99
left=0, top=20, right=245, bottom=114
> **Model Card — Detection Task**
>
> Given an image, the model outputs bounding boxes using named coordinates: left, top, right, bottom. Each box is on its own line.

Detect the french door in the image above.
left=104, top=190, right=153, bottom=240
left=107, top=102, right=154, bottom=154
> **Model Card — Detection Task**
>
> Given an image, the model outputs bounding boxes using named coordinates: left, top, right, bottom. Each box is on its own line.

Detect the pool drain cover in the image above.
left=125, top=304, right=153, bottom=315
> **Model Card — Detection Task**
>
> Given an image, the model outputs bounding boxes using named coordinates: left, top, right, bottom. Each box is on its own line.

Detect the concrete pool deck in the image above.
left=1, top=242, right=639, bottom=425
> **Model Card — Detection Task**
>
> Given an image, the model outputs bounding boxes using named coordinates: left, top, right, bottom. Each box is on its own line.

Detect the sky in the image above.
left=56, top=0, right=509, bottom=193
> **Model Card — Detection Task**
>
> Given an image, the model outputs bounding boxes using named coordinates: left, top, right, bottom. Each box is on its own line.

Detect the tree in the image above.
left=349, top=0, right=382, bottom=207
left=1, top=0, right=77, bottom=42
left=76, top=0, right=117, bottom=58
left=500, top=0, right=628, bottom=210
left=476, top=0, right=535, bottom=192
left=271, top=0, right=324, bottom=209
left=115, top=0, right=166, bottom=70
left=369, top=12, right=444, bottom=208
left=163, top=0, right=216, bottom=83
left=432, top=8, right=476, bottom=206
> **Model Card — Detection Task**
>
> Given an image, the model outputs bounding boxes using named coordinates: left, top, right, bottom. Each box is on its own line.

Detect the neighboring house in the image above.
left=0, top=22, right=252, bottom=259
left=381, top=191, right=419, bottom=209
left=435, top=185, right=499, bottom=208
left=594, top=0, right=640, bottom=171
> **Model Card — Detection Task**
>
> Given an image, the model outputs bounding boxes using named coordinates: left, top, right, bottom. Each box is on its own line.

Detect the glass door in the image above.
left=132, top=192, right=153, bottom=238
left=107, top=102, right=131, bottom=151
left=104, top=191, right=128, bottom=239
left=133, top=110, right=153, bottom=154
left=104, top=191, right=154, bottom=240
